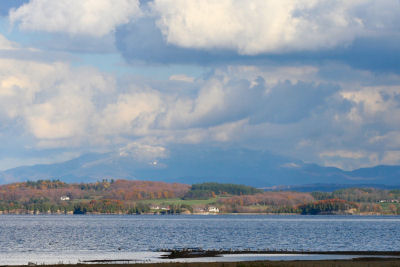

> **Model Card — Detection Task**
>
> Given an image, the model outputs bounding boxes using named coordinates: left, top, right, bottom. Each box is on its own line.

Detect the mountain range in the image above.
left=0, top=145, right=399, bottom=188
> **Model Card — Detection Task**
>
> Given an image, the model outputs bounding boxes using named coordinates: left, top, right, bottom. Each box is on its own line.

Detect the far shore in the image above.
left=158, top=249, right=400, bottom=259
left=0, top=211, right=395, bottom=216
left=4, top=249, right=400, bottom=266
left=8, top=258, right=400, bottom=267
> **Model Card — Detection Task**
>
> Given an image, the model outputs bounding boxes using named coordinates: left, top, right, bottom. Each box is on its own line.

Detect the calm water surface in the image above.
left=0, top=215, right=399, bottom=264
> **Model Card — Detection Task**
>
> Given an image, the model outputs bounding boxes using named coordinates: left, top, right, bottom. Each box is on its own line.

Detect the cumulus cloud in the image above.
left=2, top=28, right=400, bottom=171
left=114, top=0, right=400, bottom=73
left=0, top=34, right=17, bottom=50
left=97, top=89, right=163, bottom=136
left=341, top=85, right=400, bottom=127
left=9, top=0, right=141, bottom=37
left=115, top=17, right=235, bottom=65
left=0, top=58, right=115, bottom=147
left=381, top=151, right=400, bottom=166
left=150, top=0, right=400, bottom=55
left=370, top=131, right=400, bottom=150
left=10, top=0, right=400, bottom=55
left=4, top=1, right=400, bottom=174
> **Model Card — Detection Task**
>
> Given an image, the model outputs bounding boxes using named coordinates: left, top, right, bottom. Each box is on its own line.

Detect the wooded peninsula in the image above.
left=0, top=179, right=399, bottom=215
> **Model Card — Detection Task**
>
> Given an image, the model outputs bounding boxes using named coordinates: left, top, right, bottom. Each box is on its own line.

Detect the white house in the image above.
left=60, top=196, right=70, bottom=201
left=208, top=206, right=219, bottom=213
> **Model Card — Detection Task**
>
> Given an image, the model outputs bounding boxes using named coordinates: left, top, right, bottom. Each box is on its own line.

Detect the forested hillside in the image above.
left=0, top=179, right=189, bottom=202
left=183, top=182, right=262, bottom=199
left=0, top=180, right=399, bottom=215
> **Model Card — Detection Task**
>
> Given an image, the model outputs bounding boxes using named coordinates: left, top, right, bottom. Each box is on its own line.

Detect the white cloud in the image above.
left=210, top=119, right=247, bottom=142
left=381, top=151, right=400, bottom=165
left=320, top=150, right=366, bottom=160
left=369, top=131, right=400, bottom=150
left=26, top=95, right=90, bottom=140
left=9, top=0, right=141, bottom=37
left=341, top=85, right=400, bottom=127
left=0, top=34, right=17, bottom=50
left=98, top=89, right=163, bottom=137
left=0, top=58, right=115, bottom=146
left=169, top=74, right=195, bottom=83
left=2, top=29, right=400, bottom=171
left=150, top=0, right=400, bottom=55
left=160, top=74, right=267, bottom=129
left=282, top=162, right=301, bottom=169
left=119, top=141, right=168, bottom=162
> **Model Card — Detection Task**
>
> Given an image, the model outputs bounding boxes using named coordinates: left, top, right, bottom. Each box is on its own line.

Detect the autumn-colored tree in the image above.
left=389, top=204, right=397, bottom=214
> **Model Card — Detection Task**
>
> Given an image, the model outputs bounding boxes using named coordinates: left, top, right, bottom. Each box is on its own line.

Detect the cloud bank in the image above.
left=151, top=0, right=400, bottom=54
left=10, top=1, right=400, bottom=71
left=1, top=45, right=400, bottom=170
left=10, top=0, right=141, bottom=37
left=1, top=1, right=400, bottom=171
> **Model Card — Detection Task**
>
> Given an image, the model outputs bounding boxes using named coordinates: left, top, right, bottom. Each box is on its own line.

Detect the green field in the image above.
left=137, top=197, right=220, bottom=206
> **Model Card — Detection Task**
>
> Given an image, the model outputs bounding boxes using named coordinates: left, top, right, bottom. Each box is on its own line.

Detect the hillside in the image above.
left=1, top=180, right=400, bottom=215
left=0, top=179, right=190, bottom=202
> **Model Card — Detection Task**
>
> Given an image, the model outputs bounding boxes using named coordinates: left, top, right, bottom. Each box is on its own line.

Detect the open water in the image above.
left=0, top=215, right=399, bottom=265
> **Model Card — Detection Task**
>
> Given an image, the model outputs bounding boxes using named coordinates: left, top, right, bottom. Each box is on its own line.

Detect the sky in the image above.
left=0, top=0, right=400, bottom=171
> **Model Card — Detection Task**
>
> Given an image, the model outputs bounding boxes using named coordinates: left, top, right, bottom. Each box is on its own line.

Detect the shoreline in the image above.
left=6, top=258, right=400, bottom=267
left=159, top=249, right=400, bottom=260
left=2, top=248, right=400, bottom=266
left=0, top=212, right=395, bottom=216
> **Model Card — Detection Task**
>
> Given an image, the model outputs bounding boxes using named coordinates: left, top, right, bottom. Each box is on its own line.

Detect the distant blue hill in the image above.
left=0, top=145, right=399, bottom=187
left=262, top=183, right=400, bottom=192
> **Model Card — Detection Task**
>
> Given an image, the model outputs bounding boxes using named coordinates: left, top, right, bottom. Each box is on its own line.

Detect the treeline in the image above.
left=0, top=196, right=73, bottom=214
left=25, top=180, right=68, bottom=189
left=0, top=179, right=190, bottom=203
left=216, top=188, right=400, bottom=215
left=217, top=192, right=312, bottom=214
left=183, top=182, right=262, bottom=199
left=73, top=201, right=193, bottom=215
left=191, top=182, right=262, bottom=195
left=73, top=200, right=148, bottom=214
left=311, top=188, right=400, bottom=203
left=0, top=199, right=195, bottom=215
left=0, top=179, right=399, bottom=215
left=297, top=199, right=358, bottom=215
left=218, top=192, right=313, bottom=207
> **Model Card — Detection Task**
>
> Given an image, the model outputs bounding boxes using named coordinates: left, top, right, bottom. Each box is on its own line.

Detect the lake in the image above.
left=1, top=215, right=399, bottom=265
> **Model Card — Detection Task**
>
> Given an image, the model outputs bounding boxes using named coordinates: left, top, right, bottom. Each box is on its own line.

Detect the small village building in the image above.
left=378, top=199, right=399, bottom=203
left=60, top=196, right=70, bottom=201
left=208, top=206, right=219, bottom=213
